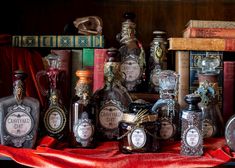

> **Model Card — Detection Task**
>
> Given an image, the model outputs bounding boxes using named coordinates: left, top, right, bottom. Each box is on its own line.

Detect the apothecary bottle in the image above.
left=0, top=70, right=40, bottom=148
left=225, top=114, right=235, bottom=152
left=70, top=69, right=95, bottom=148
left=36, top=54, right=68, bottom=140
left=92, top=48, right=132, bottom=141
left=117, top=12, right=146, bottom=92
left=151, top=70, right=180, bottom=141
left=181, top=93, right=203, bottom=156
left=149, top=31, right=168, bottom=93
left=119, top=103, right=159, bottom=153
left=196, top=55, right=224, bottom=138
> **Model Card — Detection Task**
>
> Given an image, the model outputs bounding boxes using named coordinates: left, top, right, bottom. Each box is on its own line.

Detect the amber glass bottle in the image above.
left=92, top=48, right=132, bottom=141
left=70, top=69, right=95, bottom=148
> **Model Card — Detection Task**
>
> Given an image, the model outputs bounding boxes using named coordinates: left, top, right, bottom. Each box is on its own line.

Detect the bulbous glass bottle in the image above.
left=92, top=48, right=132, bottom=141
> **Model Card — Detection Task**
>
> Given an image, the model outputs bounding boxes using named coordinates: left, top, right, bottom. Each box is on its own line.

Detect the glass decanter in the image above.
left=149, top=30, right=168, bottom=93
left=92, top=48, right=133, bottom=141
left=36, top=54, right=68, bottom=140
left=196, top=55, right=224, bottom=138
left=151, top=70, right=180, bottom=141
left=117, top=12, right=146, bottom=92
left=0, top=70, right=40, bottom=148
left=70, top=69, right=95, bottom=148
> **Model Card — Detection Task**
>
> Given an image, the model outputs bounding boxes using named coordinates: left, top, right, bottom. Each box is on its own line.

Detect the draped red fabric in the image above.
left=0, top=136, right=234, bottom=168
left=0, top=46, right=46, bottom=107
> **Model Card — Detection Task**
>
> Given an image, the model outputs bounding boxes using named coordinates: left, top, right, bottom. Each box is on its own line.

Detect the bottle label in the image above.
left=5, top=105, right=33, bottom=137
left=74, top=112, right=94, bottom=142
left=120, top=59, right=141, bottom=82
left=185, top=127, right=200, bottom=147
left=99, top=105, right=123, bottom=129
left=203, top=120, right=216, bottom=138
left=44, top=105, right=66, bottom=134
left=130, top=127, right=146, bottom=148
left=160, top=120, right=175, bottom=139
left=151, top=71, right=160, bottom=86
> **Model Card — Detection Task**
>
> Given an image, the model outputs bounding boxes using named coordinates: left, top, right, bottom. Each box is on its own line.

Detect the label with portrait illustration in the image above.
left=44, top=105, right=66, bottom=134
left=185, top=127, right=200, bottom=147
left=203, top=120, right=216, bottom=138
left=160, top=120, right=176, bottom=139
left=99, top=104, right=123, bottom=130
left=4, top=105, right=33, bottom=137
left=150, top=70, right=160, bottom=87
left=130, top=127, right=147, bottom=148
left=120, top=59, right=141, bottom=82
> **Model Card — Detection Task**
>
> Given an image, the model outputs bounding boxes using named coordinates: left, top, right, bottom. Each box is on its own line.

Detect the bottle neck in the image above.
left=75, top=82, right=91, bottom=100
left=13, top=79, right=26, bottom=103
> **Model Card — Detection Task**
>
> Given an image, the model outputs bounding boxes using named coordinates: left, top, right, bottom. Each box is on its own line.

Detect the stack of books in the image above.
left=169, top=20, right=235, bottom=122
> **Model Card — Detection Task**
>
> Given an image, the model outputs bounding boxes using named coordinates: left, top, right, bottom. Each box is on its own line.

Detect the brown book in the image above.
left=168, top=37, right=235, bottom=51
left=175, top=51, right=190, bottom=109
left=183, top=27, right=235, bottom=38
left=186, top=20, right=235, bottom=29
left=223, top=61, right=235, bottom=123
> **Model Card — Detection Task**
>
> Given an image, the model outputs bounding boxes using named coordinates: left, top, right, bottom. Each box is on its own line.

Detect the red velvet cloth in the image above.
left=0, top=136, right=234, bottom=168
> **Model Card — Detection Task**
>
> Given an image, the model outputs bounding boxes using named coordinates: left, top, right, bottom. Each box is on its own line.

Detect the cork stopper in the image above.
left=76, top=69, right=92, bottom=84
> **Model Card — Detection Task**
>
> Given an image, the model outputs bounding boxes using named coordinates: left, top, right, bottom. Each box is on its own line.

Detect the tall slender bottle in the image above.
left=70, top=69, right=95, bottom=148
left=36, top=54, right=68, bottom=140
left=92, top=48, right=132, bottom=141
left=0, top=70, right=40, bottom=148
left=117, top=12, right=146, bottom=92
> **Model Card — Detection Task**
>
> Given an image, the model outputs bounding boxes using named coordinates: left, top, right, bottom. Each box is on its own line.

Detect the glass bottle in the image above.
left=225, top=114, right=235, bottom=152
left=118, top=103, right=160, bottom=153
left=181, top=93, right=203, bottom=156
left=196, top=56, right=224, bottom=138
left=0, top=70, right=40, bottom=148
left=70, top=69, right=95, bottom=148
left=151, top=70, right=180, bottom=141
left=92, top=48, right=133, bottom=141
left=117, top=12, right=146, bottom=92
left=36, top=54, right=68, bottom=140
left=149, top=30, right=168, bottom=93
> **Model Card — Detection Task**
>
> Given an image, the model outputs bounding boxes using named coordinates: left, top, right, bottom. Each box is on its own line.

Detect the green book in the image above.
left=12, top=35, right=104, bottom=48
left=82, top=48, right=94, bottom=68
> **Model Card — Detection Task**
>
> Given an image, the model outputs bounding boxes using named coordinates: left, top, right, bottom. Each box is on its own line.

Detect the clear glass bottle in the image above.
left=181, top=93, right=203, bottom=156
left=36, top=54, right=68, bottom=140
left=149, top=30, right=168, bottom=93
left=196, top=56, right=224, bottom=138
left=225, top=114, right=235, bottom=152
left=0, top=70, right=40, bottom=148
left=118, top=103, right=160, bottom=153
left=92, top=48, right=133, bottom=141
left=151, top=70, right=180, bottom=141
left=70, top=69, right=95, bottom=148
left=117, top=12, right=146, bottom=92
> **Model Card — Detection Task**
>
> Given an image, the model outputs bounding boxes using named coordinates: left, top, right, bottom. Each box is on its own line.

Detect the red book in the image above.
left=223, top=61, right=235, bottom=123
left=183, top=27, right=235, bottom=38
left=93, top=49, right=107, bottom=93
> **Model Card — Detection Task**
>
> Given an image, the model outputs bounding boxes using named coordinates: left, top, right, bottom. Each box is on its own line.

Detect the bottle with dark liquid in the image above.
left=0, top=70, right=40, bottom=148
left=92, top=48, right=132, bottom=141
left=117, top=12, right=146, bottom=92
left=36, top=54, right=68, bottom=140
left=70, top=69, right=95, bottom=148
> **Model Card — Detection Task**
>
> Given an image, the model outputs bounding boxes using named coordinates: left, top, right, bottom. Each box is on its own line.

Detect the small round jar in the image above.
left=118, top=103, right=159, bottom=153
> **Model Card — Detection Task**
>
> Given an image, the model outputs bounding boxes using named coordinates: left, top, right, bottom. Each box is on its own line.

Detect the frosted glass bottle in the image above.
left=0, top=70, right=40, bottom=148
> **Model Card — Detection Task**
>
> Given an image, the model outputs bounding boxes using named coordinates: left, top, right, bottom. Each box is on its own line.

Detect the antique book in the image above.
left=223, top=61, right=235, bottom=123
left=183, top=27, right=235, bottom=38
left=93, top=49, right=107, bottom=93
left=71, top=49, right=83, bottom=97
left=82, top=48, right=94, bottom=89
left=12, top=35, right=104, bottom=48
left=168, top=37, right=235, bottom=51
left=175, top=51, right=190, bottom=109
left=186, top=20, right=235, bottom=29
left=189, top=51, right=223, bottom=109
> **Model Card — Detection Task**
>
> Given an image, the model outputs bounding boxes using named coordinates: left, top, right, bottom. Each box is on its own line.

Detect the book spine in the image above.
left=187, top=20, right=235, bottom=28
left=183, top=27, right=235, bottom=38
left=93, top=49, right=107, bottom=93
left=12, top=35, right=104, bottom=48
left=168, top=38, right=235, bottom=51
left=223, top=61, right=235, bottom=123
left=175, top=51, right=189, bottom=109
left=189, top=51, right=223, bottom=109
left=71, top=49, right=83, bottom=97
left=82, top=48, right=94, bottom=89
